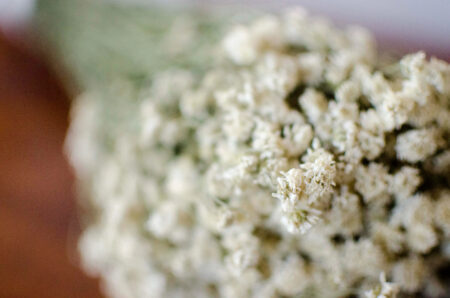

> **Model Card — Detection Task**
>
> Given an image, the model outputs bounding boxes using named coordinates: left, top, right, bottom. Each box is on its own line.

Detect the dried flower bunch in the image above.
left=65, top=7, right=449, bottom=298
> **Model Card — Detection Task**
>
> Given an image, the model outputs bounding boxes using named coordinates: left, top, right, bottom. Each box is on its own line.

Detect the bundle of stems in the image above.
left=35, top=0, right=236, bottom=92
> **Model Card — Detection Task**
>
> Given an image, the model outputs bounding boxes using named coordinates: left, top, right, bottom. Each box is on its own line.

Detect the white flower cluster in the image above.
left=364, top=273, right=399, bottom=298
left=66, top=8, right=450, bottom=298
left=273, top=143, right=336, bottom=234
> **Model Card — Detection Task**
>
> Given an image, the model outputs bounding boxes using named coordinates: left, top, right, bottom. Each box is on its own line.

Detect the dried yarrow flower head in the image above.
left=62, top=5, right=450, bottom=298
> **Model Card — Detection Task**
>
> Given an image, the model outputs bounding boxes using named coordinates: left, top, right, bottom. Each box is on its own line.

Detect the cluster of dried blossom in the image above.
left=66, top=8, right=449, bottom=298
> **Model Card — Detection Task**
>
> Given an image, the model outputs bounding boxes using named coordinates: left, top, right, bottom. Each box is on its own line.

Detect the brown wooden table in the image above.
left=0, top=31, right=102, bottom=298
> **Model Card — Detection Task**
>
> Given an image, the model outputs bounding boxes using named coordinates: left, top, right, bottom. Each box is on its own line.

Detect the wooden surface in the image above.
left=0, top=32, right=103, bottom=298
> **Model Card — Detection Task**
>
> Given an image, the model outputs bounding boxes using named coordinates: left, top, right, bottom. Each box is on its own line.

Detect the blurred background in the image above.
left=0, top=1, right=448, bottom=298
left=0, top=1, right=103, bottom=297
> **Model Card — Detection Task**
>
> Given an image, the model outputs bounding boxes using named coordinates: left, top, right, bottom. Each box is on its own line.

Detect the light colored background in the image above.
left=0, top=0, right=449, bottom=56
left=0, top=0, right=35, bottom=28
